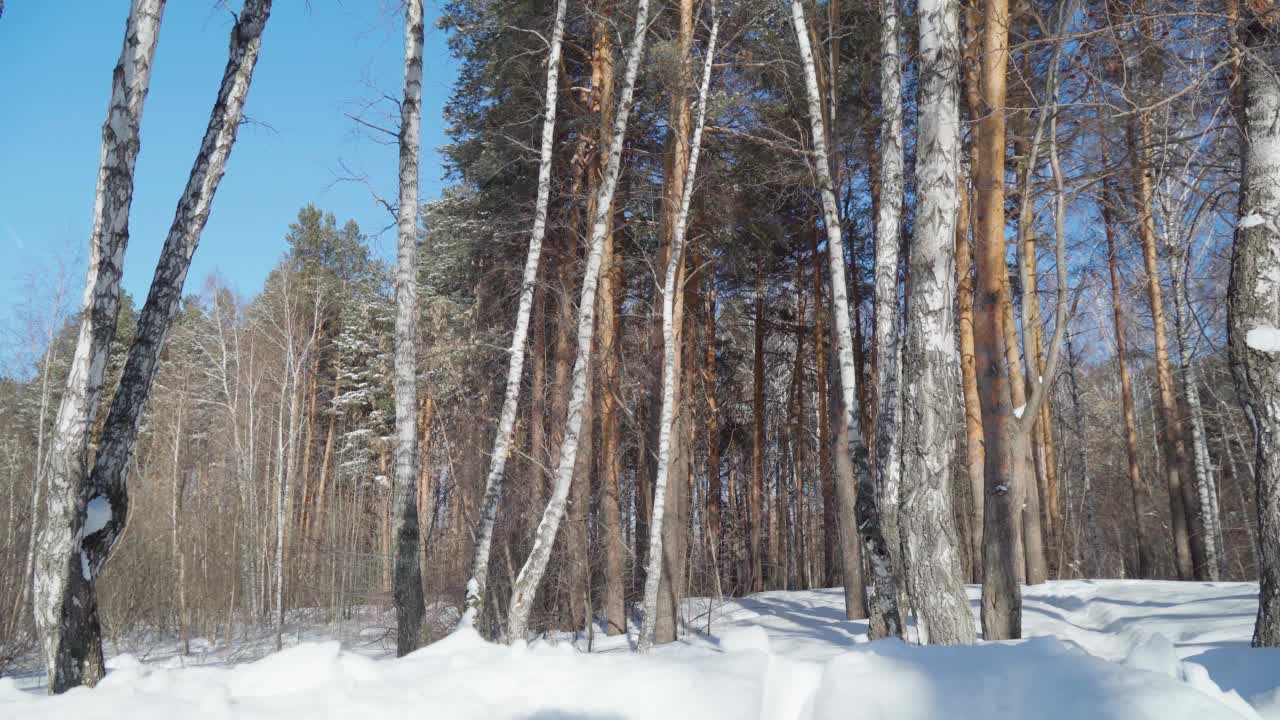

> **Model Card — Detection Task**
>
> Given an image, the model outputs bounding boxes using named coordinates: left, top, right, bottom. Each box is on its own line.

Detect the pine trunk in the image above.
left=1128, top=117, right=1198, bottom=580
left=1101, top=175, right=1153, bottom=578
left=973, top=0, right=1023, bottom=642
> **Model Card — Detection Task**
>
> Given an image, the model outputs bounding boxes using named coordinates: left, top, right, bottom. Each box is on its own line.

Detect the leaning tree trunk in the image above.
left=898, top=0, right=974, bottom=646
left=33, top=0, right=164, bottom=692
left=639, top=3, right=718, bottom=652
left=506, top=0, right=653, bottom=642
left=41, top=0, right=270, bottom=686
left=789, top=0, right=902, bottom=639
left=391, top=0, right=426, bottom=656
left=463, top=0, right=569, bottom=629
left=872, top=0, right=906, bottom=582
left=1230, top=9, right=1280, bottom=648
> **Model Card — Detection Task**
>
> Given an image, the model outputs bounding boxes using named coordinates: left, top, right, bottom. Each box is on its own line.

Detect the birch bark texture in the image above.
left=788, top=0, right=902, bottom=639
left=872, top=0, right=906, bottom=580
left=1230, top=10, right=1280, bottom=648
left=39, top=0, right=272, bottom=691
left=898, top=0, right=974, bottom=645
left=639, top=3, right=718, bottom=652
left=462, top=0, right=569, bottom=630
left=88, top=0, right=272, bottom=542
left=392, top=0, right=426, bottom=656
left=34, top=1, right=165, bottom=691
left=506, top=0, right=653, bottom=642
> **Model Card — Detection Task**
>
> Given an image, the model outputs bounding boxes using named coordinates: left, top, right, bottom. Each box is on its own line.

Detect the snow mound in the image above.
left=4, top=581, right=1277, bottom=719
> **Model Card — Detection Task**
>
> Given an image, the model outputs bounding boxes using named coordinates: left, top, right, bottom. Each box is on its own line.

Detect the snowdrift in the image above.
left=3, top=580, right=1278, bottom=719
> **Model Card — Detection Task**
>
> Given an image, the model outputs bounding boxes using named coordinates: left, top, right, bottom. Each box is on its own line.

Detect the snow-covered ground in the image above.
left=3, top=580, right=1279, bottom=719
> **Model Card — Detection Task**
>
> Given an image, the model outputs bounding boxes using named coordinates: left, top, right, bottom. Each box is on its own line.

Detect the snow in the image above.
left=82, top=495, right=112, bottom=537
left=1247, top=326, right=1280, bottom=353
left=1239, top=213, right=1266, bottom=229
left=3, top=581, right=1278, bottom=719
left=1013, top=404, right=1026, bottom=418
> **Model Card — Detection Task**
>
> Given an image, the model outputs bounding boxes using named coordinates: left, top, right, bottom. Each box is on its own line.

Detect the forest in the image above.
left=1, top=0, right=1279, bottom=710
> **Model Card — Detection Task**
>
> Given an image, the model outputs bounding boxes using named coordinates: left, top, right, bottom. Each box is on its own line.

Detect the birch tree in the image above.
left=32, top=0, right=164, bottom=691
left=461, top=0, right=570, bottom=631
left=392, top=0, right=426, bottom=656
left=872, top=0, right=906, bottom=579
left=788, top=0, right=902, bottom=639
left=35, top=0, right=271, bottom=691
left=1229, top=6, right=1280, bottom=648
left=639, top=1, right=718, bottom=652
left=505, top=0, right=653, bottom=642
left=897, top=0, right=973, bottom=645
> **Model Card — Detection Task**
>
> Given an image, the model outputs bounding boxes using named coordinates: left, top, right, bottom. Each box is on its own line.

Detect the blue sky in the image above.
left=0, top=0, right=457, bottom=317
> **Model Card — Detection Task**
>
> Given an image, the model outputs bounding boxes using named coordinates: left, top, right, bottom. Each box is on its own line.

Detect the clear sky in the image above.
left=0, top=0, right=457, bottom=317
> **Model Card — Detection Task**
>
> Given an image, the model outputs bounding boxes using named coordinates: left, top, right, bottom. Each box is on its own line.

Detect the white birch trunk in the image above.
left=392, top=0, right=426, bottom=656
left=1169, top=243, right=1222, bottom=580
left=462, top=0, right=569, bottom=630
left=788, top=0, right=902, bottom=639
left=898, top=0, right=974, bottom=645
left=12, top=296, right=65, bottom=631
left=33, top=0, right=164, bottom=692
left=506, top=0, right=653, bottom=642
left=36, top=0, right=270, bottom=690
left=872, top=0, right=906, bottom=582
left=638, top=3, right=719, bottom=653
left=1230, top=11, right=1280, bottom=647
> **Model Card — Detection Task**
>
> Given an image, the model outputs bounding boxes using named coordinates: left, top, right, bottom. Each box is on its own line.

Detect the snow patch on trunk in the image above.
left=1246, top=326, right=1280, bottom=353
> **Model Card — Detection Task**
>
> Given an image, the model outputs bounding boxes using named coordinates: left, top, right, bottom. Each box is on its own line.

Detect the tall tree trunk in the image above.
left=34, top=0, right=164, bottom=692
left=39, top=0, right=275, bottom=690
left=790, top=0, right=901, bottom=638
left=506, top=0, right=653, bottom=641
left=391, top=0, right=426, bottom=656
left=751, top=261, right=767, bottom=593
left=811, top=224, right=840, bottom=590
left=1064, top=330, right=1101, bottom=575
left=958, top=6, right=985, bottom=582
left=1127, top=117, right=1198, bottom=580
left=649, top=0, right=705, bottom=646
left=589, top=0, right=626, bottom=639
left=1101, top=172, right=1153, bottom=578
left=873, top=0, right=906, bottom=584
left=1168, top=236, right=1223, bottom=581
left=567, top=347, right=593, bottom=632
left=463, top=0, right=569, bottom=626
left=972, top=0, right=1023, bottom=642
left=1001, top=281, right=1046, bottom=585
left=1229, top=8, right=1280, bottom=647
left=1015, top=164, right=1059, bottom=573
left=899, top=0, right=975, bottom=645
left=704, top=263, right=722, bottom=587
